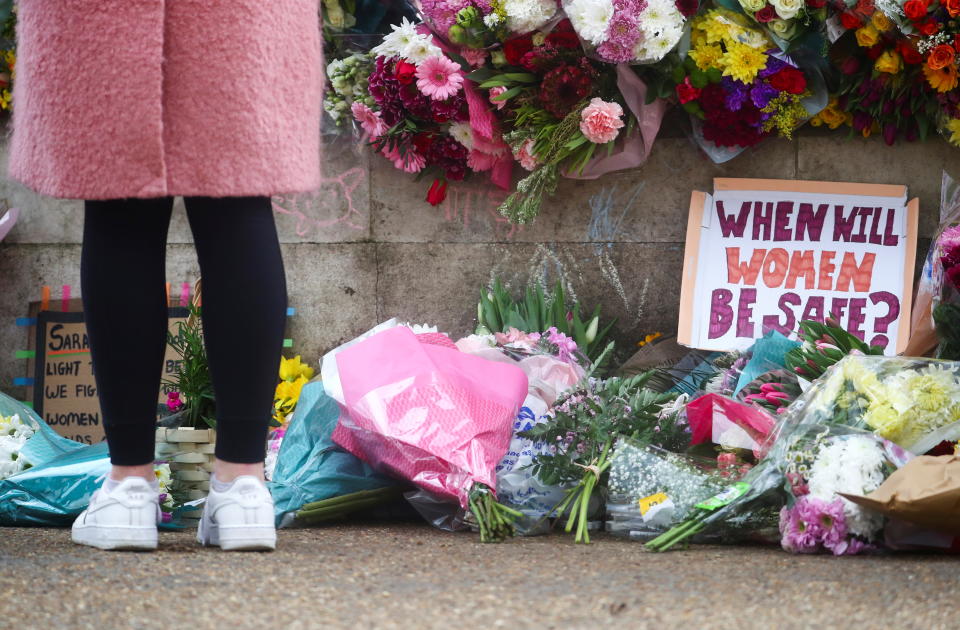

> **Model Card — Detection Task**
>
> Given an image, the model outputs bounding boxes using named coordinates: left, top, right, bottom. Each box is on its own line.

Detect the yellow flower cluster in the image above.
left=810, top=98, right=852, bottom=130
left=274, top=355, right=316, bottom=426
left=761, top=93, right=809, bottom=139
left=690, top=9, right=772, bottom=83
left=946, top=117, right=960, bottom=148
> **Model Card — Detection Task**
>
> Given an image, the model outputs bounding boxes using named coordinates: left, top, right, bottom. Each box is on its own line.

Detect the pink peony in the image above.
left=351, top=102, right=388, bottom=137
left=460, top=47, right=489, bottom=67
left=489, top=86, right=508, bottom=110
left=415, top=56, right=464, bottom=101
left=514, top=138, right=538, bottom=171
left=579, top=97, right=624, bottom=144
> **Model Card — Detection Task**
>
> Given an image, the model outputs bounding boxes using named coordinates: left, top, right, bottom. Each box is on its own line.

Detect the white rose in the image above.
left=770, top=0, right=803, bottom=20
left=739, top=0, right=767, bottom=12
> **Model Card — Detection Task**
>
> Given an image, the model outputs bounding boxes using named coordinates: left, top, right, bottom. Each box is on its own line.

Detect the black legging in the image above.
left=81, top=196, right=287, bottom=466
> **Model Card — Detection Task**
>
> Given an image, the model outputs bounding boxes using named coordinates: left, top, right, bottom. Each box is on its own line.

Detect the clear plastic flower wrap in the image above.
left=646, top=357, right=930, bottom=553
left=606, top=440, right=726, bottom=540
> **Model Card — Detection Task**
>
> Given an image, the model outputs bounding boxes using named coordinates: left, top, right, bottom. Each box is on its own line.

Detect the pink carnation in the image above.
left=489, top=86, right=508, bottom=110
left=415, top=55, right=464, bottom=101
left=351, top=102, right=388, bottom=137
left=514, top=138, right=538, bottom=171
left=460, top=47, right=489, bottom=67
left=467, top=149, right=498, bottom=172
left=579, top=97, right=624, bottom=144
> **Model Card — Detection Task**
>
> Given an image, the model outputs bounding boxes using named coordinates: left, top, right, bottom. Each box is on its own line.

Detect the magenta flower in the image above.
left=415, top=56, right=464, bottom=101
left=351, top=102, right=388, bottom=137
left=166, top=391, right=184, bottom=413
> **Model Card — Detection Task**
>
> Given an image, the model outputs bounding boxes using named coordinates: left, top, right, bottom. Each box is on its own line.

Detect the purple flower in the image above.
left=544, top=326, right=579, bottom=362
left=597, top=40, right=636, bottom=63
left=759, top=54, right=787, bottom=78
left=161, top=512, right=173, bottom=524
left=722, top=77, right=749, bottom=112
left=779, top=503, right=820, bottom=553
left=606, top=12, right=641, bottom=48
left=750, top=82, right=779, bottom=110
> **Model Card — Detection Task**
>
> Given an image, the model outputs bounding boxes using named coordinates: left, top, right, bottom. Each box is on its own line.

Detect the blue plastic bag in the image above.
left=0, top=391, right=111, bottom=526
left=267, top=382, right=397, bottom=527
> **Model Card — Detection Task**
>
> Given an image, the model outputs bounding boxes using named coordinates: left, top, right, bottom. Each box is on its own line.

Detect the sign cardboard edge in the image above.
left=677, top=190, right=707, bottom=347
left=896, top=197, right=920, bottom=354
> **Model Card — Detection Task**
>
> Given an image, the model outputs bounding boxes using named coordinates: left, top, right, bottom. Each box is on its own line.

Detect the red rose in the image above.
left=840, top=12, right=862, bottom=29
left=675, top=77, right=702, bottom=104
left=919, top=19, right=939, bottom=35
left=755, top=6, right=776, bottom=22
left=855, top=0, right=876, bottom=15
left=503, top=35, right=534, bottom=66
left=902, top=0, right=928, bottom=19
left=545, top=30, right=581, bottom=49
left=866, top=44, right=885, bottom=60
left=840, top=56, right=861, bottom=74
left=394, top=59, right=417, bottom=85
left=426, top=178, right=448, bottom=206
left=806, top=0, right=827, bottom=7
left=769, top=67, right=807, bottom=94
left=897, top=41, right=923, bottom=64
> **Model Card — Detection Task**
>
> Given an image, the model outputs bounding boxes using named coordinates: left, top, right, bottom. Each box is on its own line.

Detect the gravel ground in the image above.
left=0, top=523, right=957, bottom=630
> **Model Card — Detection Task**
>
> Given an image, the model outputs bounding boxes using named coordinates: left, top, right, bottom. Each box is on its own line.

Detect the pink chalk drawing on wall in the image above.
left=272, top=165, right=367, bottom=235
left=438, top=182, right=518, bottom=239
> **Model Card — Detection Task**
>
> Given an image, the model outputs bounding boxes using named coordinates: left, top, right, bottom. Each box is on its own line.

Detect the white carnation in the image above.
left=637, top=23, right=683, bottom=61
left=770, top=0, right=804, bottom=20
left=639, top=0, right=684, bottom=38
left=503, top=0, right=559, bottom=34
left=448, top=122, right=475, bottom=150
left=567, top=0, right=615, bottom=46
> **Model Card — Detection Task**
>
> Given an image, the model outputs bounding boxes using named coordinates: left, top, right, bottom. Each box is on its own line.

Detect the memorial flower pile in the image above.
left=564, top=0, right=689, bottom=63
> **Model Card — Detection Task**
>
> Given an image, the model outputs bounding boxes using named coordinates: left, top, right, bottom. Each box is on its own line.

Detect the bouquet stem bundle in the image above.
left=553, top=440, right=613, bottom=544
left=468, top=484, right=523, bottom=543
left=296, top=487, right=406, bottom=524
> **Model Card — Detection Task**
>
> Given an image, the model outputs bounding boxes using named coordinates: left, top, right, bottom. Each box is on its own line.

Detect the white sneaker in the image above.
left=71, top=477, right=160, bottom=551
left=197, top=476, right=276, bottom=551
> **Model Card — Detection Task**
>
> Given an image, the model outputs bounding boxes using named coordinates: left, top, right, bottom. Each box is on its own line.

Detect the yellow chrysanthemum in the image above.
left=698, top=11, right=743, bottom=44
left=947, top=118, right=960, bottom=147
left=689, top=43, right=724, bottom=71
left=923, top=63, right=959, bottom=92
left=719, top=41, right=768, bottom=84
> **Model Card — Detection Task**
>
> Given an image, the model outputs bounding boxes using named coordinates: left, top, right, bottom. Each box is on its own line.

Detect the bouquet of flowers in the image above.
left=933, top=224, right=960, bottom=358
left=735, top=0, right=826, bottom=46
left=0, top=413, right=35, bottom=481
left=420, top=0, right=559, bottom=49
left=564, top=0, right=691, bottom=64
left=817, top=9, right=940, bottom=144
left=324, top=52, right=377, bottom=127
left=518, top=352, right=679, bottom=542
left=673, top=9, right=814, bottom=152
left=784, top=318, right=884, bottom=381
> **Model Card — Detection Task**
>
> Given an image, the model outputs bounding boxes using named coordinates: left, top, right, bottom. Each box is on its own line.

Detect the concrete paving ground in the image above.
left=1, top=522, right=956, bottom=630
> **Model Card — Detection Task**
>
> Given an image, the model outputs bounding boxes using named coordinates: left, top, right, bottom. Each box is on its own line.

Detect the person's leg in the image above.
left=183, top=196, right=287, bottom=482
left=81, top=197, right=175, bottom=478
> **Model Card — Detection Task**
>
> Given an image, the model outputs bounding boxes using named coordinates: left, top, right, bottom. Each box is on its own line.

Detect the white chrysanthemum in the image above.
left=807, top=436, right=887, bottom=539
left=372, top=17, right=420, bottom=57
left=448, top=122, right=475, bottom=150
left=503, top=0, right=559, bottom=34
left=0, top=414, right=35, bottom=481
left=640, top=0, right=683, bottom=37
left=567, top=0, right=614, bottom=45
left=483, top=12, right=503, bottom=27
left=402, top=35, right=444, bottom=65
left=638, top=26, right=683, bottom=61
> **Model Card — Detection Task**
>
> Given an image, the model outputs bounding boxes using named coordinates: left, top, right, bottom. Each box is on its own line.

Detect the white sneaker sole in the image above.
left=72, top=525, right=158, bottom=551
left=197, top=521, right=276, bottom=551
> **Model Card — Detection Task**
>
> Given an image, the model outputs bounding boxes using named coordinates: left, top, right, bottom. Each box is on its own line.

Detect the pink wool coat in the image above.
left=8, top=1, right=323, bottom=200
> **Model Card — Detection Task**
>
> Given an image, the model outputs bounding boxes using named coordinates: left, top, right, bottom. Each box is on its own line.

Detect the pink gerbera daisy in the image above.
left=351, top=102, right=388, bottom=137
left=415, top=56, right=464, bottom=101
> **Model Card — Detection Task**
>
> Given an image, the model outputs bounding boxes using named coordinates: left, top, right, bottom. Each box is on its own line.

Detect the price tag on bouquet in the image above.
left=638, top=492, right=675, bottom=526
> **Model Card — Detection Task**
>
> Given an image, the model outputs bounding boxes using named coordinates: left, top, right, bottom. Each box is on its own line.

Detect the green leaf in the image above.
left=492, top=86, right=523, bottom=101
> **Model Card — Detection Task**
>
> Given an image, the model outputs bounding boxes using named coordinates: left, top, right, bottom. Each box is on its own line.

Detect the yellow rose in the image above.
left=855, top=24, right=879, bottom=48
left=870, top=11, right=893, bottom=32
left=874, top=49, right=903, bottom=74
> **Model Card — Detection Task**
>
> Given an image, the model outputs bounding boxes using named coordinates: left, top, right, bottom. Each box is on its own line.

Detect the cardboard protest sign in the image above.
left=25, top=300, right=189, bottom=444
left=678, top=179, right=919, bottom=354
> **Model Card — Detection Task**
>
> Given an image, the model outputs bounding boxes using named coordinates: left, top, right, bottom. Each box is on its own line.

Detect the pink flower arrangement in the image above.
left=351, top=102, right=388, bottom=137
left=515, top=138, right=538, bottom=171
left=579, top=98, right=624, bottom=144
left=461, top=47, right=489, bottom=67
left=415, top=56, right=465, bottom=101
left=494, top=327, right=542, bottom=349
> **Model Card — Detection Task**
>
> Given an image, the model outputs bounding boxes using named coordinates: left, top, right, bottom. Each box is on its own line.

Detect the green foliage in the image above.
left=476, top=278, right=616, bottom=363
left=784, top=319, right=884, bottom=380
left=162, top=304, right=216, bottom=429
left=934, top=303, right=960, bottom=360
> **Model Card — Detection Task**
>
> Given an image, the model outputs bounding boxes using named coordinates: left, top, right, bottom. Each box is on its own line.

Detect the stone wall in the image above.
left=0, top=133, right=953, bottom=401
